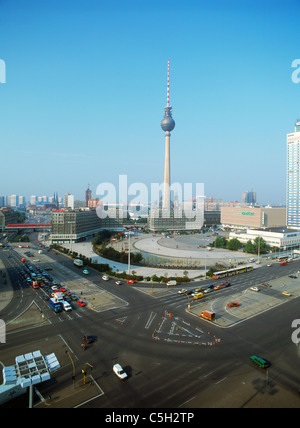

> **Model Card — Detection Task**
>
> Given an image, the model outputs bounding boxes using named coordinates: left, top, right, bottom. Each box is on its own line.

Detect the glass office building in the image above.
left=287, top=120, right=300, bottom=228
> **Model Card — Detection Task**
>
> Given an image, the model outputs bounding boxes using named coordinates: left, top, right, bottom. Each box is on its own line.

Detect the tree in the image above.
left=244, top=240, right=255, bottom=253
left=214, top=237, right=227, bottom=248
left=253, top=237, right=268, bottom=254
left=226, top=238, right=242, bottom=251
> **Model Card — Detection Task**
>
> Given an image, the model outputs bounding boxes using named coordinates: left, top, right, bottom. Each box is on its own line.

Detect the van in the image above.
left=166, top=280, right=177, bottom=286
left=62, top=301, right=72, bottom=312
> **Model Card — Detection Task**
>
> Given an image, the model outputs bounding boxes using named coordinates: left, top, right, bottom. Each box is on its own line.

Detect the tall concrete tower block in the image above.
left=161, top=60, right=175, bottom=209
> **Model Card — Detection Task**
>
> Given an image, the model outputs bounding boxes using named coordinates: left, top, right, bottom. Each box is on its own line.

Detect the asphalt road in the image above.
left=1, top=237, right=300, bottom=409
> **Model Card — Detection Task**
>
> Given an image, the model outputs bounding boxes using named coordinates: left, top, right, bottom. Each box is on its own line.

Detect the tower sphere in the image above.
left=161, top=106, right=175, bottom=132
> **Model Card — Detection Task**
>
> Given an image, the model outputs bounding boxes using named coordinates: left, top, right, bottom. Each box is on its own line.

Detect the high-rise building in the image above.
left=242, top=191, right=256, bottom=205
left=161, top=60, right=175, bottom=210
left=287, top=119, right=300, bottom=228
left=64, top=193, right=74, bottom=210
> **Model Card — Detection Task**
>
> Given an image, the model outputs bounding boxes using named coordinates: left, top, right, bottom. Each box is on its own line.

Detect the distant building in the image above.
left=85, top=185, right=92, bottom=207
left=64, top=193, right=74, bottom=210
left=242, top=191, right=256, bottom=205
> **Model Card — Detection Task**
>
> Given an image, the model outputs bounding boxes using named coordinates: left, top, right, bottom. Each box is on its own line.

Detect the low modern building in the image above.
left=221, top=206, right=286, bottom=229
left=148, top=208, right=204, bottom=232
left=229, top=228, right=300, bottom=251
left=50, top=208, right=123, bottom=244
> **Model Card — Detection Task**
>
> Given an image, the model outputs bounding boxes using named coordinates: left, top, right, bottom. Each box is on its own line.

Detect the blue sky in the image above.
left=0, top=0, right=300, bottom=205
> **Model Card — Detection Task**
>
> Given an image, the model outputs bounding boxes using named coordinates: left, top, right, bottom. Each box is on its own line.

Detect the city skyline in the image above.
left=0, top=0, right=300, bottom=205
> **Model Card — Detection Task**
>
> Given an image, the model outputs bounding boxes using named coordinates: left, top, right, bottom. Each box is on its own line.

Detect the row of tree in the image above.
left=213, top=236, right=269, bottom=254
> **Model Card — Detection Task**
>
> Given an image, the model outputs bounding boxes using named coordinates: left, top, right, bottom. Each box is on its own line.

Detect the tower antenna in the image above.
left=167, top=59, right=170, bottom=107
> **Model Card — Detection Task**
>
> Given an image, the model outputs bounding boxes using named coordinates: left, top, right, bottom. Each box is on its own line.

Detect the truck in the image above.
left=200, top=310, right=215, bottom=321
left=73, top=259, right=83, bottom=267
left=49, top=298, right=62, bottom=313
left=54, top=292, right=64, bottom=301
left=62, top=301, right=72, bottom=312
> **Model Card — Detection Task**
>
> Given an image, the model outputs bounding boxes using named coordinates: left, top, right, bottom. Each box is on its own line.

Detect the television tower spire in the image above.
left=161, top=60, right=175, bottom=210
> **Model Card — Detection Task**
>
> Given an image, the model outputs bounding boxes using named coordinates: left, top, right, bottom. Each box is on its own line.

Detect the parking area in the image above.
left=190, top=274, right=300, bottom=328
left=12, top=246, right=128, bottom=313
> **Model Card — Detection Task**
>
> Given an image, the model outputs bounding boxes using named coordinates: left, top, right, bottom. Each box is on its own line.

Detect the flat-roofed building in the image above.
left=221, top=206, right=286, bottom=229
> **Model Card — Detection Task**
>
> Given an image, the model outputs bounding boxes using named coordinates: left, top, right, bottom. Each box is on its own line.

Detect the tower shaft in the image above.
left=163, top=131, right=171, bottom=209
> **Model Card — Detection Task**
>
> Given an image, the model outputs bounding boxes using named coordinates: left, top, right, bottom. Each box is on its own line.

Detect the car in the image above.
left=60, top=286, right=67, bottom=292
left=82, top=335, right=97, bottom=344
left=115, top=280, right=122, bottom=285
left=185, top=290, right=194, bottom=295
left=250, top=355, right=270, bottom=369
left=102, top=275, right=109, bottom=281
left=127, top=280, right=135, bottom=284
left=227, top=302, right=240, bottom=307
left=289, top=275, right=297, bottom=279
left=220, top=281, right=231, bottom=287
left=214, top=285, right=222, bottom=290
left=282, top=292, right=292, bottom=297
left=113, top=363, right=127, bottom=380
left=266, top=264, right=272, bottom=267
left=204, top=288, right=213, bottom=294
left=262, top=282, right=272, bottom=288
left=249, top=286, right=259, bottom=292
left=83, top=269, right=89, bottom=275
left=78, top=300, right=86, bottom=307
left=178, top=289, right=187, bottom=294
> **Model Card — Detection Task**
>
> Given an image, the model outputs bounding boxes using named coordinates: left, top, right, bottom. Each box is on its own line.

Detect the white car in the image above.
left=178, top=289, right=187, bottom=294
left=250, top=286, right=260, bottom=292
left=102, top=275, right=109, bottom=281
left=115, top=280, right=122, bottom=285
left=113, top=363, right=127, bottom=380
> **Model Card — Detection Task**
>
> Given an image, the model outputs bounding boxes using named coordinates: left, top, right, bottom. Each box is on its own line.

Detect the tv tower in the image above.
left=161, top=60, right=175, bottom=210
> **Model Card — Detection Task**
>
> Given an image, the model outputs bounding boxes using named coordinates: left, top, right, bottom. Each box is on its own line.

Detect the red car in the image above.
left=60, top=286, right=67, bottom=292
left=127, top=280, right=135, bottom=284
left=78, top=300, right=86, bottom=307
left=228, top=302, right=240, bottom=307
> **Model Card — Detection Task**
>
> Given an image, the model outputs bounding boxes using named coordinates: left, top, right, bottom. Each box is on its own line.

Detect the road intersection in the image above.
left=1, top=240, right=300, bottom=408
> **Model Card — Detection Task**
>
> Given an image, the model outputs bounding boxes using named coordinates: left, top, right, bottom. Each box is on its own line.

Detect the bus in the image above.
left=276, top=256, right=288, bottom=262
left=212, top=265, right=254, bottom=280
